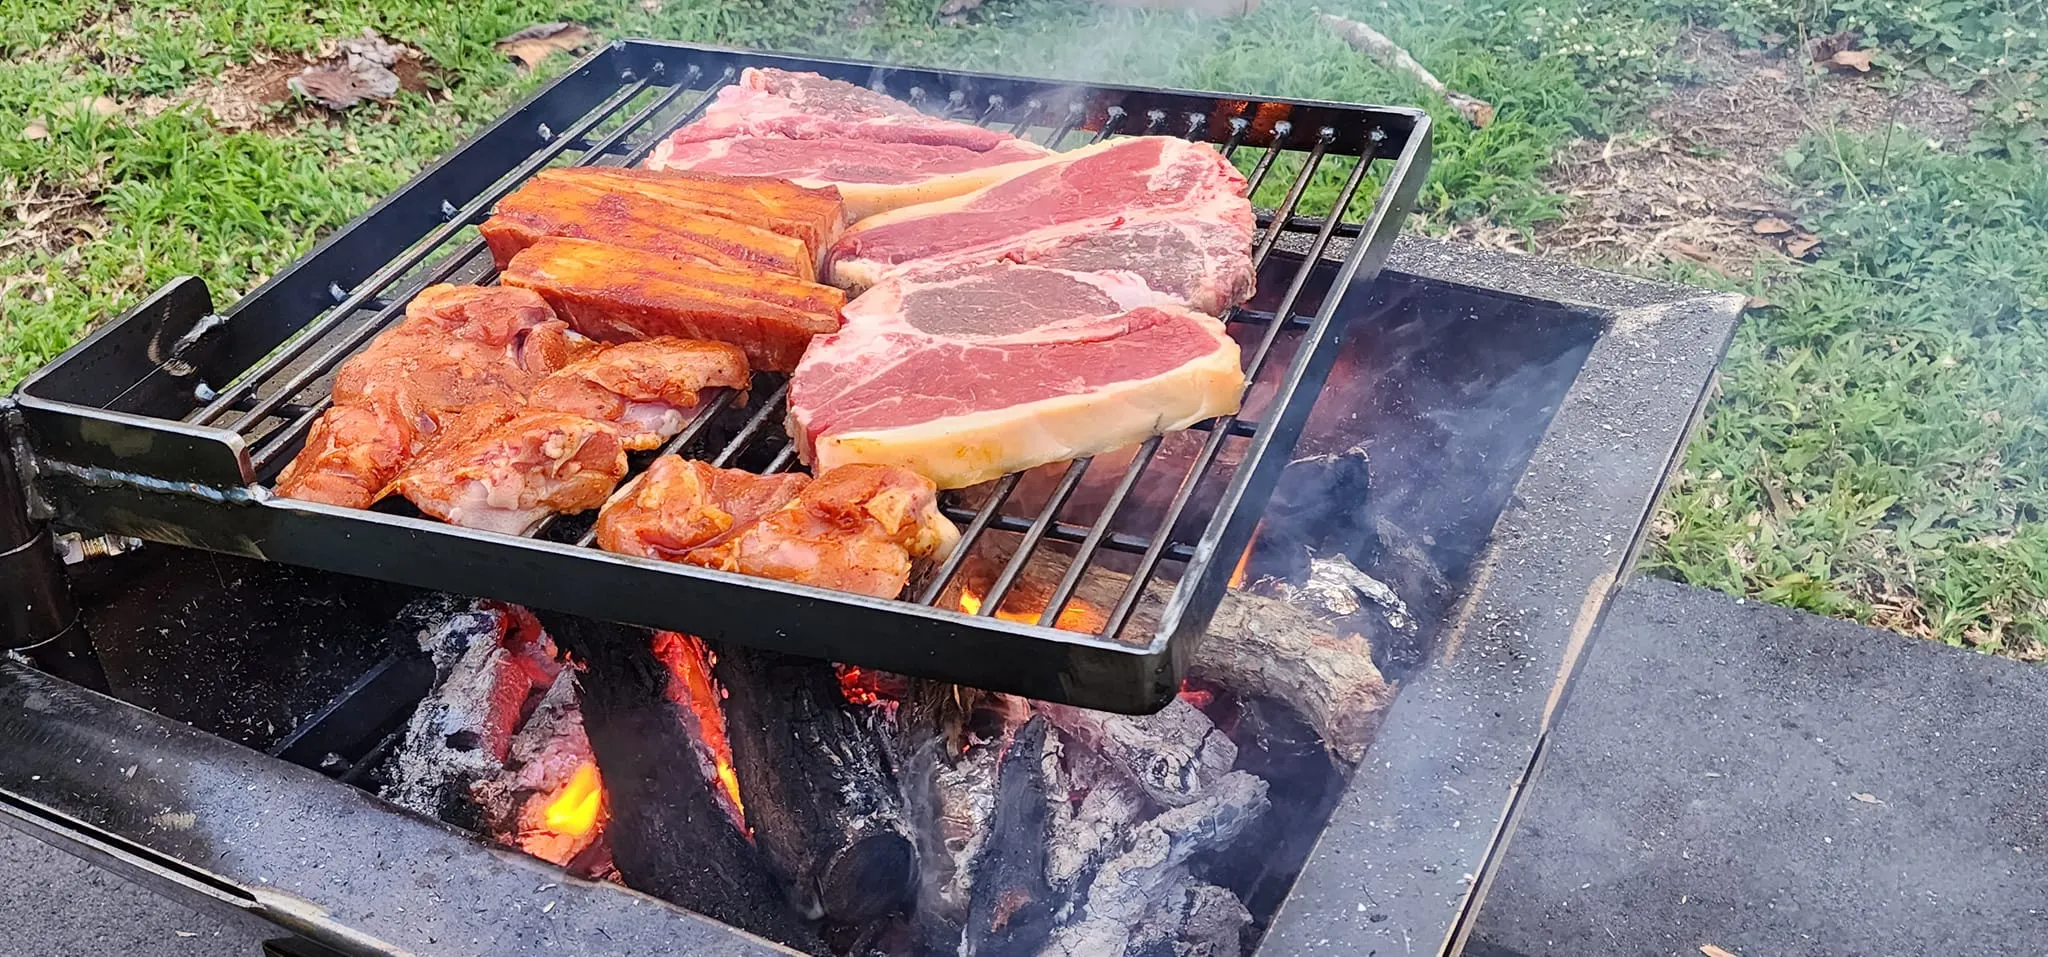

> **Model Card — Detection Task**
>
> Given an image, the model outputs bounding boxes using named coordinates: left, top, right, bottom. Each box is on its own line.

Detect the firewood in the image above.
left=534, top=612, right=815, bottom=949
left=1036, top=772, right=1270, bottom=956
left=963, top=715, right=1062, bottom=955
left=469, top=669, right=607, bottom=870
left=1037, top=697, right=1237, bottom=808
left=1317, top=13, right=1495, bottom=128
left=711, top=643, right=919, bottom=924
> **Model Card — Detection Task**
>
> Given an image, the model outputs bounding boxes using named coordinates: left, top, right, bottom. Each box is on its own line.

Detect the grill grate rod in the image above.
left=243, top=74, right=729, bottom=474
left=191, top=72, right=677, bottom=429
left=565, top=387, right=742, bottom=547
left=1097, top=145, right=1379, bottom=642
left=1029, top=128, right=1335, bottom=633
left=915, top=473, right=1021, bottom=606
left=974, top=457, right=1093, bottom=619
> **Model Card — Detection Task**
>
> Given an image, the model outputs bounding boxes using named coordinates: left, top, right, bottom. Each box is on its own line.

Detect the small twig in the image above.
left=1316, top=13, right=1494, bottom=128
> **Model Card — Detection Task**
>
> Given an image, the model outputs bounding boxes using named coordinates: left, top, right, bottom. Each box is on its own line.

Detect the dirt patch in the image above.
left=0, top=175, right=108, bottom=263
left=1533, top=29, right=1975, bottom=276
left=134, top=42, right=436, bottom=133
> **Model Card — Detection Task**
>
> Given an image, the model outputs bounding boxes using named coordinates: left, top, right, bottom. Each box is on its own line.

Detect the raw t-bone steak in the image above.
left=788, top=262, right=1244, bottom=489
left=646, top=68, right=1051, bottom=218
left=825, top=136, right=1255, bottom=312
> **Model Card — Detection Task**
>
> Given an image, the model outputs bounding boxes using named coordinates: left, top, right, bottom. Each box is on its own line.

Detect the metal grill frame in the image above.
left=7, top=40, right=1429, bottom=713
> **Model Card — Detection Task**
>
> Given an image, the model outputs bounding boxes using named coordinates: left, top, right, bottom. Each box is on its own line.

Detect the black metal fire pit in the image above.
left=1, top=213, right=1741, bottom=957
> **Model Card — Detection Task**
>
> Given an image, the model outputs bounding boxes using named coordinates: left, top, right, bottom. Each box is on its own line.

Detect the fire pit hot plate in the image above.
left=0, top=42, right=1741, bottom=957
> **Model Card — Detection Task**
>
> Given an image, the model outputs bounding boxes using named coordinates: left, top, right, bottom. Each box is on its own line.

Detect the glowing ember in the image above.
left=837, top=664, right=906, bottom=714
left=543, top=761, right=605, bottom=836
left=651, top=632, right=745, bottom=820
left=958, top=588, right=1109, bottom=633
left=1177, top=679, right=1215, bottom=710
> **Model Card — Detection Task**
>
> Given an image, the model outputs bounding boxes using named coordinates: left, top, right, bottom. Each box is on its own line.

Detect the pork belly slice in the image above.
left=825, top=137, right=1254, bottom=305
left=684, top=463, right=960, bottom=599
left=593, top=456, right=811, bottom=560
left=501, top=236, right=844, bottom=373
left=481, top=176, right=814, bottom=280
left=788, top=263, right=1245, bottom=490
left=647, top=136, right=1055, bottom=221
left=531, top=166, right=846, bottom=262
left=385, top=405, right=630, bottom=536
left=527, top=338, right=751, bottom=450
left=670, top=68, right=1018, bottom=152
left=276, top=285, right=592, bottom=509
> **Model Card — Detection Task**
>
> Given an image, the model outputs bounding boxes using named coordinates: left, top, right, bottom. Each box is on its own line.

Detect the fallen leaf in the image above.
left=1829, top=49, right=1877, bottom=73
left=1808, top=29, right=1859, bottom=63
left=1851, top=792, right=1886, bottom=805
left=291, top=61, right=400, bottom=109
left=1752, top=217, right=1794, bottom=235
left=1701, top=946, right=1740, bottom=957
left=1666, top=241, right=1728, bottom=276
left=1785, top=232, right=1822, bottom=258
left=495, top=22, right=593, bottom=70
left=1744, top=296, right=1773, bottom=310
left=20, top=119, right=47, bottom=141
left=78, top=95, right=120, bottom=118
left=639, top=0, right=664, bottom=11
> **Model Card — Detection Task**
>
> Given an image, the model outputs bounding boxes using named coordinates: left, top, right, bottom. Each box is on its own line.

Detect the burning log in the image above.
left=469, top=669, right=611, bottom=873
left=1045, top=745, right=1148, bottom=895
left=1036, top=698, right=1237, bottom=808
left=963, top=715, right=1062, bottom=955
left=1128, top=878, right=1253, bottom=957
left=386, top=601, right=561, bottom=829
left=1037, top=772, right=1270, bottom=957
left=710, top=643, right=920, bottom=924
left=533, top=612, right=815, bottom=948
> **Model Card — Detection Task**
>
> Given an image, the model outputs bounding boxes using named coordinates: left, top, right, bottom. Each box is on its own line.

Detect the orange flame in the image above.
left=1227, top=521, right=1264, bottom=590
left=651, top=632, right=745, bottom=820
left=958, top=588, right=1109, bottom=633
left=542, top=762, right=605, bottom=837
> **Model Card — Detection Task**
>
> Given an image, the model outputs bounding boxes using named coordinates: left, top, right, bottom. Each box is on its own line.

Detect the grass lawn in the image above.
left=1, top=0, right=2042, bottom=654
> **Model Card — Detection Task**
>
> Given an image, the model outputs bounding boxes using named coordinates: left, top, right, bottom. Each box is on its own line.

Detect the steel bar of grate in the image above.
left=1098, top=150, right=1378, bottom=641
left=1029, top=131, right=1333, bottom=632
left=974, top=457, right=1092, bottom=619
left=915, top=473, right=1021, bottom=606
left=708, top=382, right=792, bottom=469
left=244, top=74, right=729, bottom=473
left=191, top=74, right=673, bottom=429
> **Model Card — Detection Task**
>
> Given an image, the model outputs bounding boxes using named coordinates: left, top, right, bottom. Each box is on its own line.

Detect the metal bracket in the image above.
left=0, top=398, right=100, bottom=689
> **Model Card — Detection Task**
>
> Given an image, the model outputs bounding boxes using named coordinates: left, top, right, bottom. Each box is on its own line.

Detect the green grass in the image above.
left=0, top=0, right=2042, bottom=654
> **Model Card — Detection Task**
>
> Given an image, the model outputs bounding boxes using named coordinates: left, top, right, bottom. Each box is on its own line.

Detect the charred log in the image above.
left=710, top=643, right=918, bottom=925
left=1037, top=697, right=1235, bottom=808
left=468, top=669, right=608, bottom=871
left=533, top=612, right=812, bottom=948
left=386, top=602, right=560, bottom=828
left=1045, top=745, right=1149, bottom=896
left=1248, top=446, right=1375, bottom=583
left=963, top=715, right=1061, bottom=956
left=1127, top=878, right=1253, bottom=957
left=1037, top=772, right=1270, bottom=956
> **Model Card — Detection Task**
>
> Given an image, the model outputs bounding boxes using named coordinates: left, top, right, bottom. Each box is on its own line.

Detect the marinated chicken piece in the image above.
left=384, top=405, right=629, bottom=535
left=595, top=456, right=812, bottom=560
left=480, top=176, right=815, bottom=280
left=272, top=403, right=418, bottom=509
left=531, top=167, right=846, bottom=271
left=276, top=285, right=591, bottom=508
left=502, top=236, right=844, bottom=373
left=686, top=463, right=960, bottom=599
left=528, top=338, right=751, bottom=450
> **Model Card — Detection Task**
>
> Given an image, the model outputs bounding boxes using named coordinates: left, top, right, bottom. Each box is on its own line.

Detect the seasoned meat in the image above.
left=385, top=406, right=629, bottom=535
left=275, top=285, right=591, bottom=508
left=501, top=236, right=844, bottom=373
left=594, top=456, right=811, bottom=560
left=528, top=338, right=751, bottom=450
left=685, top=463, right=959, bottom=599
left=530, top=167, right=846, bottom=271
left=480, top=175, right=815, bottom=280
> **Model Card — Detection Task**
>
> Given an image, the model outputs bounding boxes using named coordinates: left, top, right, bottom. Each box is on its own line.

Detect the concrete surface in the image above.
left=1466, top=577, right=2048, bottom=957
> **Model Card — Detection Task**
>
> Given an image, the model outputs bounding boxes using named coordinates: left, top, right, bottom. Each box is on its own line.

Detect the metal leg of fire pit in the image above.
left=0, top=405, right=103, bottom=692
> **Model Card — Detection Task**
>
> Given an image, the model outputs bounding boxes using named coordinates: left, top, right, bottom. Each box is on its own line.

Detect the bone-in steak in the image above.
left=825, top=136, right=1254, bottom=311
left=788, top=262, right=1244, bottom=489
left=645, top=68, right=1052, bottom=219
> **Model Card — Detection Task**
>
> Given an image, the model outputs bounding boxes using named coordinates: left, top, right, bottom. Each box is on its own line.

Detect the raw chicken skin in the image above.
left=528, top=338, right=752, bottom=450
left=594, top=456, right=810, bottom=560
left=384, top=405, right=629, bottom=535
left=685, top=463, right=960, bottom=599
left=275, top=285, right=591, bottom=508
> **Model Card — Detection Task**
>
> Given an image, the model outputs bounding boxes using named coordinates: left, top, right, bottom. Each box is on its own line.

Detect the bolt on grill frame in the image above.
left=8, top=40, right=1429, bottom=712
